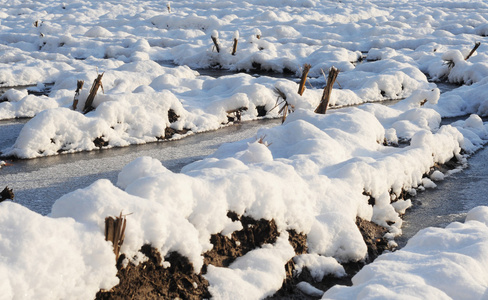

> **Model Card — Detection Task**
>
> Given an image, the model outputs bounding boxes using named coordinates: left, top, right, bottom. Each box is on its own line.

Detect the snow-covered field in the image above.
left=1, top=0, right=488, bottom=299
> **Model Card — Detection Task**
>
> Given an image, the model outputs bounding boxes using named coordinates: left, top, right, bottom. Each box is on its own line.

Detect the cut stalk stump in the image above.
left=211, top=31, right=220, bottom=53
left=232, top=38, right=238, bottom=55
left=315, top=67, right=339, bottom=114
left=105, top=212, right=127, bottom=262
left=232, top=30, right=239, bottom=56
left=83, top=73, right=104, bottom=114
left=298, top=64, right=311, bottom=96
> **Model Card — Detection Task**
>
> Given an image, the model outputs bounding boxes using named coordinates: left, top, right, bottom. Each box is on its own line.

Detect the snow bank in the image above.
left=50, top=179, right=206, bottom=272
left=323, top=206, right=488, bottom=299
left=294, top=254, right=346, bottom=281
left=428, top=77, right=488, bottom=117
left=0, top=201, right=118, bottom=300
left=1, top=71, right=307, bottom=158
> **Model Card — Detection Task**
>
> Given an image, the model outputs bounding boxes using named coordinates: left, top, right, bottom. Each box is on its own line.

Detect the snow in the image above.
left=323, top=206, right=488, bottom=300
left=0, top=201, right=118, bottom=300
left=297, top=281, right=326, bottom=298
left=430, top=170, right=445, bottom=181
left=294, top=253, right=346, bottom=281
left=1, top=0, right=488, bottom=299
left=205, top=233, right=295, bottom=300
left=3, top=99, right=488, bottom=298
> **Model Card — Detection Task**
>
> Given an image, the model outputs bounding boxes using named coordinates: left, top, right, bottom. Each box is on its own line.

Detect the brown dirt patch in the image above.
left=161, top=127, right=190, bottom=140
left=202, top=212, right=279, bottom=272
left=268, top=217, right=390, bottom=299
left=356, top=217, right=389, bottom=263
left=96, top=245, right=210, bottom=300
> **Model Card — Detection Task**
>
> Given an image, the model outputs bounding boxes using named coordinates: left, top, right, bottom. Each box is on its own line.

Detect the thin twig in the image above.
left=465, top=42, right=481, bottom=60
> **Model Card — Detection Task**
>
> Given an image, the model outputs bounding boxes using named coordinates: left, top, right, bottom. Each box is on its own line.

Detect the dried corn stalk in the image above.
left=83, top=73, right=104, bottom=114
left=271, top=87, right=294, bottom=123
left=314, top=67, right=339, bottom=114
left=232, top=31, right=239, bottom=55
left=105, top=212, right=128, bottom=261
left=211, top=31, right=220, bottom=53
left=297, top=64, right=311, bottom=96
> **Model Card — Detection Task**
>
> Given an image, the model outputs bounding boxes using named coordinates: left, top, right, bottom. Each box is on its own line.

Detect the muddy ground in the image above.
left=96, top=212, right=390, bottom=300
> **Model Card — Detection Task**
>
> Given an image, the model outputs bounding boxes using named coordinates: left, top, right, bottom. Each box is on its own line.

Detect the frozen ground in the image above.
left=1, top=0, right=488, bottom=299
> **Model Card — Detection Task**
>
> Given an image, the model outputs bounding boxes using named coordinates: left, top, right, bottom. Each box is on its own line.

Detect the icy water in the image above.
left=397, top=145, right=488, bottom=248
left=0, top=118, right=281, bottom=215
left=0, top=118, right=28, bottom=150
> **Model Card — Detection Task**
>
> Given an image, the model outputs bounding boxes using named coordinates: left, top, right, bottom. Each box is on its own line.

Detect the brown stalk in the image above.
left=105, top=211, right=128, bottom=262
left=271, top=87, right=294, bottom=123
left=297, top=64, right=311, bottom=96
left=83, top=73, right=104, bottom=114
left=465, top=42, right=481, bottom=60
left=211, top=36, right=220, bottom=53
left=232, top=38, right=238, bottom=56
left=314, top=67, right=339, bottom=114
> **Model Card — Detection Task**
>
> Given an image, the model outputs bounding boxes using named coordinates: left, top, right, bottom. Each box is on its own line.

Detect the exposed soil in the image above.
left=168, top=109, right=179, bottom=123
left=93, top=136, right=109, bottom=148
left=268, top=217, right=389, bottom=299
left=202, top=212, right=279, bottom=272
left=268, top=263, right=357, bottom=300
left=430, top=156, right=461, bottom=174
left=97, top=213, right=288, bottom=299
left=95, top=212, right=389, bottom=300
left=161, top=127, right=190, bottom=140
left=256, top=105, right=267, bottom=117
left=0, top=186, right=14, bottom=202
left=96, top=246, right=210, bottom=300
